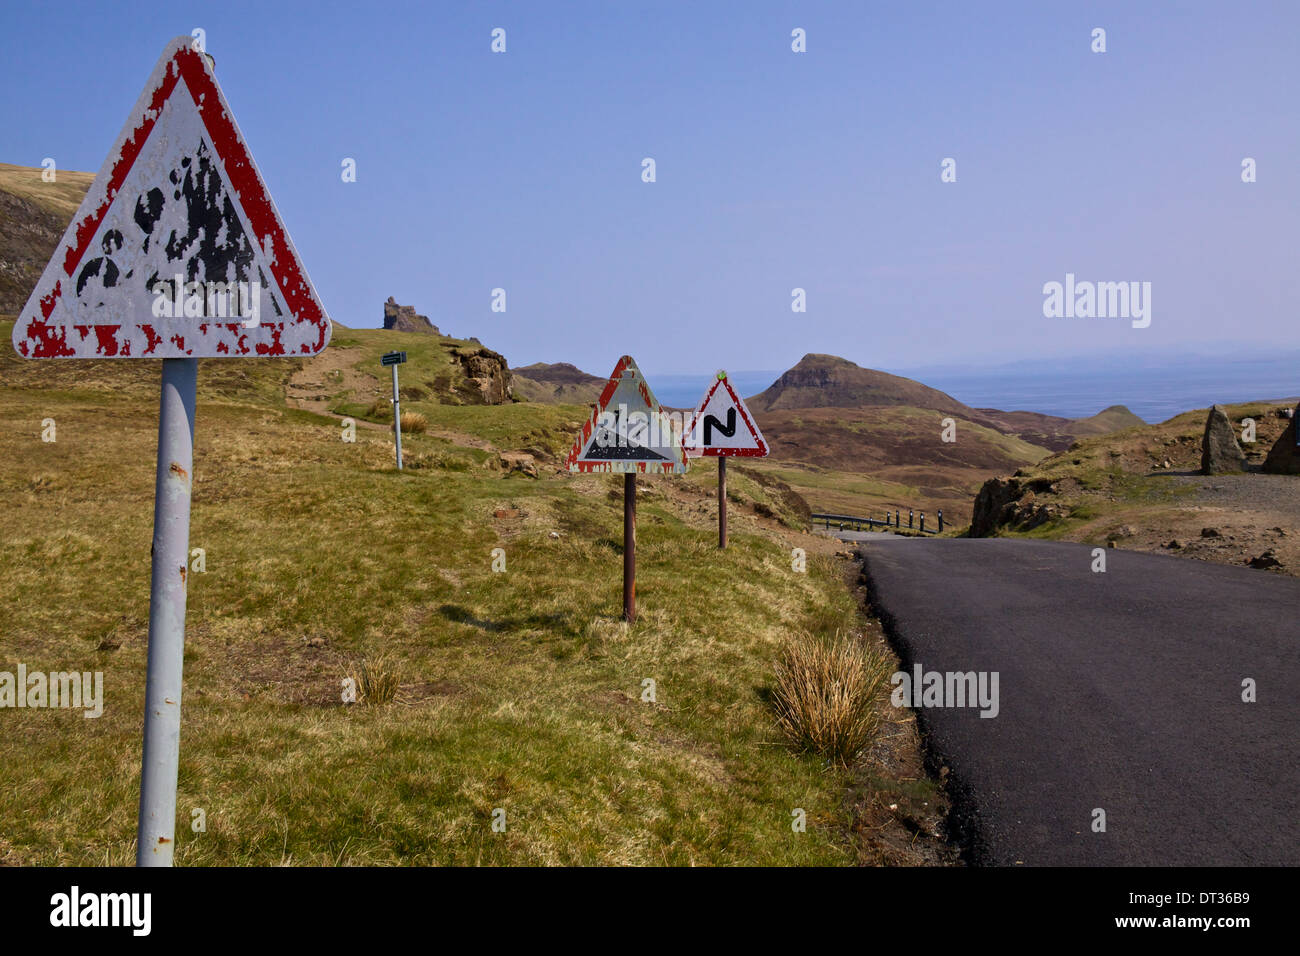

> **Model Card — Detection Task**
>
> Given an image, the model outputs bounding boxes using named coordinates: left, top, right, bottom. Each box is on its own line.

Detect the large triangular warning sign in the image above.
left=684, top=371, right=768, bottom=457
left=13, top=36, right=329, bottom=360
left=566, top=355, right=688, bottom=474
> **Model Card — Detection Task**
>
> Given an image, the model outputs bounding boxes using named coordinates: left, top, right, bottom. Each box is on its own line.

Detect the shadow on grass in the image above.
left=437, top=604, right=574, bottom=636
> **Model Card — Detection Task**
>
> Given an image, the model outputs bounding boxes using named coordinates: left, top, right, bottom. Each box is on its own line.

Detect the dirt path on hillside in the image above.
left=286, top=349, right=502, bottom=450
left=286, top=346, right=382, bottom=417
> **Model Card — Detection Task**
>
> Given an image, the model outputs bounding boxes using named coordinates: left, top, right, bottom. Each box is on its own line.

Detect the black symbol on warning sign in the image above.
left=76, top=229, right=126, bottom=303
left=703, top=408, right=736, bottom=445
left=587, top=439, right=668, bottom=461
left=589, top=409, right=669, bottom=460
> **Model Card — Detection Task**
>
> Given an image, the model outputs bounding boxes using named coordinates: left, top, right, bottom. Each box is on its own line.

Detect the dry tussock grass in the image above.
left=400, top=411, right=428, bottom=433
left=772, top=630, right=893, bottom=765
left=348, top=654, right=402, bottom=706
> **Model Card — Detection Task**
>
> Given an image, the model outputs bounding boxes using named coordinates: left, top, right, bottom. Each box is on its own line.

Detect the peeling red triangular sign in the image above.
left=684, top=371, right=768, bottom=457
left=13, top=36, right=330, bottom=359
left=566, top=355, right=688, bottom=473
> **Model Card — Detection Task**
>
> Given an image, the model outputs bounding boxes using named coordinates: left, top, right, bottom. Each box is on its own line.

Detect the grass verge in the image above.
left=1, top=366, right=880, bottom=865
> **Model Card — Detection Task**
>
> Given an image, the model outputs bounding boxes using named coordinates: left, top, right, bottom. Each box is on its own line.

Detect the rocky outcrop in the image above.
left=382, top=296, right=440, bottom=334
left=1262, top=404, right=1300, bottom=475
left=1201, top=404, right=1247, bottom=474
left=499, top=451, right=538, bottom=478
left=452, top=345, right=512, bottom=405
left=969, top=476, right=1066, bottom=537
left=971, top=478, right=1022, bottom=537
left=377, top=297, right=511, bottom=404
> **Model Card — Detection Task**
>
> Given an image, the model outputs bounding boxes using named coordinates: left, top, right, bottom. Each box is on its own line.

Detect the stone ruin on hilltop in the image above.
left=382, top=296, right=440, bottom=334
left=378, top=296, right=512, bottom=405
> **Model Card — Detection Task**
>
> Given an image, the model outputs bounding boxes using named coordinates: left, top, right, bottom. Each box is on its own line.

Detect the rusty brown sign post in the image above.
left=12, top=36, right=330, bottom=865
left=566, top=356, right=687, bottom=621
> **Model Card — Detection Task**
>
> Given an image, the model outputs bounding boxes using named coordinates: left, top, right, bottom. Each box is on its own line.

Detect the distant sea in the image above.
left=894, top=354, right=1300, bottom=423
left=650, top=355, right=1300, bottom=425
left=651, top=372, right=786, bottom=411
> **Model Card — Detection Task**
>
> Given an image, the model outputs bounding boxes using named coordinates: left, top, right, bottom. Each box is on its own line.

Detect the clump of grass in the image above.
left=400, top=411, right=428, bottom=434
left=27, top=473, right=58, bottom=494
left=348, top=655, right=402, bottom=706
left=446, top=452, right=480, bottom=470
left=365, top=398, right=393, bottom=421
left=406, top=451, right=472, bottom=471
left=772, top=631, right=892, bottom=764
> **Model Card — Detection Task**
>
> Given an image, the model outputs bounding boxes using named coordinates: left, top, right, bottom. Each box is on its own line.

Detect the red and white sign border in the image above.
left=684, top=373, right=769, bottom=458
left=566, top=354, right=688, bottom=474
left=13, top=35, right=330, bottom=360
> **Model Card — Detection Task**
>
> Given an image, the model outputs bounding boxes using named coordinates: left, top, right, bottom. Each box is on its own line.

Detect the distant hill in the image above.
left=0, top=162, right=96, bottom=314
left=1080, top=405, right=1148, bottom=433
left=749, top=354, right=971, bottom=416
left=973, top=404, right=1145, bottom=452
left=511, top=362, right=604, bottom=405
left=749, top=353, right=1141, bottom=452
left=739, top=353, right=1151, bottom=522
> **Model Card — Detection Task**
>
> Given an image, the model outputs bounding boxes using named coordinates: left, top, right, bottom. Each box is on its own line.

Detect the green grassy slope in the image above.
left=0, top=319, right=906, bottom=865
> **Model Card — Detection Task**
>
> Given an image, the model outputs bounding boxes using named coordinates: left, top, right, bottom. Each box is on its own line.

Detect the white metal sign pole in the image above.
left=136, top=357, right=198, bottom=866
left=391, top=363, right=403, bottom=470
left=13, top=36, right=333, bottom=866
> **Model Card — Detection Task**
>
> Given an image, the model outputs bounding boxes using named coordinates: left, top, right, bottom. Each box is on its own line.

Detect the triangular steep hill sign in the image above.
left=567, top=355, right=688, bottom=474
left=13, top=35, right=329, bottom=360
left=684, top=371, right=768, bottom=457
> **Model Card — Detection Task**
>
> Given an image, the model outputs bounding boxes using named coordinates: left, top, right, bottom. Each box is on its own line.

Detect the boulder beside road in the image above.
left=1201, top=404, right=1247, bottom=474
left=1262, top=403, right=1300, bottom=475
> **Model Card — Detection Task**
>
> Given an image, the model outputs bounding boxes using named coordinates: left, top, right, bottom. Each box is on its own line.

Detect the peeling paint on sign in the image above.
left=566, top=355, right=688, bottom=474
left=683, top=371, right=769, bottom=458
left=13, top=35, right=330, bottom=359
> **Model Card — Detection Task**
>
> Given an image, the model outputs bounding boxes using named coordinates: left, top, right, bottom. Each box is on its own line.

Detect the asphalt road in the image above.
left=859, top=537, right=1300, bottom=866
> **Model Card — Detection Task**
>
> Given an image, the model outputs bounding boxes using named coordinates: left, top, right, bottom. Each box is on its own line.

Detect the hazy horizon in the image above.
left=644, top=350, right=1300, bottom=424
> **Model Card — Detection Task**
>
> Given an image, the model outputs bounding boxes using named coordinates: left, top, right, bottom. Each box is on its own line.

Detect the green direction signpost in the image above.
left=382, top=351, right=407, bottom=469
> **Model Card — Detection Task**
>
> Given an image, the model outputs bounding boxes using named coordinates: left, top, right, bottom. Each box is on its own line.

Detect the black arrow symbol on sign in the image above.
left=704, top=408, right=736, bottom=444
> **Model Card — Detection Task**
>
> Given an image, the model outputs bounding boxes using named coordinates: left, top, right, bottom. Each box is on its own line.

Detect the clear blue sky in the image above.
left=3, top=1, right=1297, bottom=379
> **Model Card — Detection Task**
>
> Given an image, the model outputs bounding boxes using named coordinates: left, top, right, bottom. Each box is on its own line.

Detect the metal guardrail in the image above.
left=811, top=509, right=943, bottom=535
